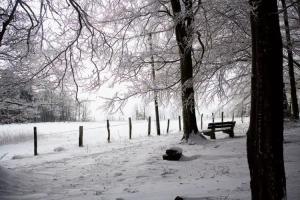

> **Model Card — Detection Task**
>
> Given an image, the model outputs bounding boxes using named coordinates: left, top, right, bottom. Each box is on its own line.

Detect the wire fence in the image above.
left=0, top=114, right=249, bottom=160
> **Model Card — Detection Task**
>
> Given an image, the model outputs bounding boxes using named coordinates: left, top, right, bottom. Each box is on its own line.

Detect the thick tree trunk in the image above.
left=282, top=0, right=299, bottom=120
left=247, top=0, right=287, bottom=199
left=170, top=0, right=199, bottom=140
left=180, top=50, right=199, bottom=140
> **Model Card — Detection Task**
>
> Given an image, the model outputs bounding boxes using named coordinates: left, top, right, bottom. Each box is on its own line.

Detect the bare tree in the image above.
left=281, top=0, right=299, bottom=120
left=169, top=0, right=200, bottom=140
left=149, top=33, right=161, bottom=135
left=0, top=0, right=111, bottom=101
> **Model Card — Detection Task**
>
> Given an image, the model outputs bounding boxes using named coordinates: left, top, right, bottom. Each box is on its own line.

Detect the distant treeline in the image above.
left=0, top=69, right=90, bottom=124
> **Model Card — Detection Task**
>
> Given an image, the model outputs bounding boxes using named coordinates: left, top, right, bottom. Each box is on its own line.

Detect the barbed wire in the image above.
left=37, top=122, right=144, bottom=136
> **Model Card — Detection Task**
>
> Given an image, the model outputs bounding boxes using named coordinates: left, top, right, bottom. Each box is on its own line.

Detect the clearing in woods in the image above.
left=0, top=119, right=299, bottom=200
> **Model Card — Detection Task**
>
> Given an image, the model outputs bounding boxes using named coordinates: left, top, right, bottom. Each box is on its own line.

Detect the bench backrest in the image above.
left=208, top=121, right=236, bottom=129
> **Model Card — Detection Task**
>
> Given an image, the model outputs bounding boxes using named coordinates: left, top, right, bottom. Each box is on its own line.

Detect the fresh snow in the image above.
left=0, top=118, right=299, bottom=200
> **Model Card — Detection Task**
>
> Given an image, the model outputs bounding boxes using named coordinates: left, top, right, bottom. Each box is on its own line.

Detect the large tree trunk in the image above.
left=247, top=0, right=287, bottom=199
left=282, top=0, right=299, bottom=120
left=170, top=0, right=199, bottom=140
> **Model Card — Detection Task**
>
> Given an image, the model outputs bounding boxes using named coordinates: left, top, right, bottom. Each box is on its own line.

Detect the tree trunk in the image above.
left=170, top=0, right=199, bottom=140
left=148, top=33, right=161, bottom=136
left=283, top=86, right=291, bottom=117
left=247, top=0, right=287, bottom=199
left=298, top=1, right=300, bottom=24
left=291, top=0, right=300, bottom=24
left=282, top=0, right=299, bottom=120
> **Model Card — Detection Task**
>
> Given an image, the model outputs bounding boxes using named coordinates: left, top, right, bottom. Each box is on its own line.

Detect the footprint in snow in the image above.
left=161, top=168, right=178, bottom=177
left=54, top=147, right=65, bottom=152
left=95, top=190, right=103, bottom=195
left=123, top=188, right=138, bottom=193
left=136, top=175, right=148, bottom=179
left=117, top=178, right=125, bottom=182
left=114, top=172, right=123, bottom=177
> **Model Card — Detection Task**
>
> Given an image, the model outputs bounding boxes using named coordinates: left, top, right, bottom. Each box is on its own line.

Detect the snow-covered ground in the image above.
left=0, top=118, right=299, bottom=200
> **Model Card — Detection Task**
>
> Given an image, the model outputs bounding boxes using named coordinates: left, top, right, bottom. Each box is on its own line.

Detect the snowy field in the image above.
left=0, top=118, right=299, bottom=200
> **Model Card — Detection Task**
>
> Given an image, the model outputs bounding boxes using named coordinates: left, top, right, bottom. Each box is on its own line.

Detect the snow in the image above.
left=0, top=118, right=299, bottom=200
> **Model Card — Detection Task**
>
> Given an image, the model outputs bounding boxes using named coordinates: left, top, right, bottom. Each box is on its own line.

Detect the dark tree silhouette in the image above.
left=170, top=0, right=199, bottom=140
left=281, top=0, right=299, bottom=120
left=247, top=0, right=286, bottom=199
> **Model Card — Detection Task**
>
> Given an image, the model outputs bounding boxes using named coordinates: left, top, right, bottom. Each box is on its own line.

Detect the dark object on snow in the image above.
left=129, top=117, right=132, bottom=139
left=202, top=121, right=235, bottom=139
left=174, top=196, right=183, bottom=200
left=79, top=126, right=83, bottom=147
left=34, top=127, right=38, bottom=156
left=163, top=147, right=182, bottom=161
left=107, top=120, right=110, bottom=143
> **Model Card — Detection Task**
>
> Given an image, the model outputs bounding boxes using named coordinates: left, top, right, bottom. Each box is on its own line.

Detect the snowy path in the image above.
left=0, top=121, right=299, bottom=200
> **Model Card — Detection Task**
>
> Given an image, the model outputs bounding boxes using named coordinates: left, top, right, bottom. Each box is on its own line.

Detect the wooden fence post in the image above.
left=34, top=127, right=37, bottom=156
left=221, top=112, right=224, bottom=123
left=129, top=117, right=132, bottom=139
left=79, top=126, right=83, bottom=147
left=148, top=116, right=151, bottom=136
left=167, top=119, right=170, bottom=134
left=232, top=112, right=235, bottom=121
left=201, top=113, right=203, bottom=130
left=107, top=120, right=110, bottom=142
left=241, top=110, right=244, bottom=123
left=212, top=113, right=214, bottom=123
left=178, top=116, right=181, bottom=131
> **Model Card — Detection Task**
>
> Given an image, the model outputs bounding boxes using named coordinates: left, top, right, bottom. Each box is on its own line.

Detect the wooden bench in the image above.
left=202, top=121, right=236, bottom=139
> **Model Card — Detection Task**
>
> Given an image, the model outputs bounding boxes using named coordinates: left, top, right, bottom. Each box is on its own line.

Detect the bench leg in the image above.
left=229, top=130, right=234, bottom=138
left=210, top=131, right=216, bottom=139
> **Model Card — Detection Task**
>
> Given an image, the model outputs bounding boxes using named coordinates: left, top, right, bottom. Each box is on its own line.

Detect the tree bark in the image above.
left=247, top=0, right=287, bottom=199
left=170, top=0, right=199, bottom=140
left=282, top=0, right=299, bottom=120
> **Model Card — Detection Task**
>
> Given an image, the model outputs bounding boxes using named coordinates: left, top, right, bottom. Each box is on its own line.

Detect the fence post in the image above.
left=79, top=126, right=83, bottom=147
left=221, top=112, right=224, bottom=123
left=178, top=116, right=181, bottom=131
left=148, top=116, right=151, bottom=136
left=129, top=117, right=132, bottom=139
left=232, top=112, right=235, bottom=121
left=201, top=113, right=203, bottom=130
left=212, top=113, right=214, bottom=123
left=167, top=119, right=170, bottom=134
left=107, top=120, right=110, bottom=142
left=241, top=104, right=244, bottom=123
left=241, top=110, right=244, bottom=123
left=34, top=127, right=37, bottom=156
